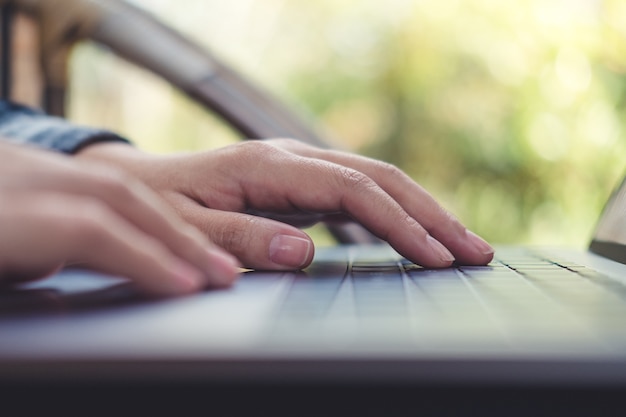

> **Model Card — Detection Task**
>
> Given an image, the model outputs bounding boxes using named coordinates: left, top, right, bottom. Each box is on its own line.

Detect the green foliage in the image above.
left=70, top=0, right=626, bottom=247
left=276, top=0, right=626, bottom=246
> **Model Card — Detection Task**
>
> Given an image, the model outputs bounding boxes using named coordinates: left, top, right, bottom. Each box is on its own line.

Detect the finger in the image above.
left=269, top=139, right=493, bottom=265
left=171, top=194, right=314, bottom=270
left=0, top=193, right=226, bottom=296
left=313, top=151, right=493, bottom=265
left=230, top=147, right=453, bottom=268
left=3, top=147, right=239, bottom=284
left=72, top=168, right=240, bottom=287
left=0, top=194, right=68, bottom=284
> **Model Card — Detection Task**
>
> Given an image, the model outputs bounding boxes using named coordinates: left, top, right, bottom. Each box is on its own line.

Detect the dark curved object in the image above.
left=85, top=0, right=329, bottom=145
left=1, top=0, right=380, bottom=244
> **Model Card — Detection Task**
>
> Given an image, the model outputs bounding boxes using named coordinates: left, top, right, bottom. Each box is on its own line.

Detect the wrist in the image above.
left=74, top=142, right=156, bottom=176
left=73, top=141, right=194, bottom=196
left=75, top=141, right=143, bottom=161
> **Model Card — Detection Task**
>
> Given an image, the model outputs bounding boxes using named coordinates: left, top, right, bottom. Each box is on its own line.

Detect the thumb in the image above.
left=182, top=206, right=315, bottom=270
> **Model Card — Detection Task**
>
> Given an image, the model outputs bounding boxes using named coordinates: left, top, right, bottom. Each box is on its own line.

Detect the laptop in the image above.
left=3, top=175, right=626, bottom=416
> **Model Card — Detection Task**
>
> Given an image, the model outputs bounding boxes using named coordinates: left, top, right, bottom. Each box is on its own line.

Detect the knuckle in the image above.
left=429, top=206, right=464, bottom=236
left=336, top=166, right=375, bottom=190
left=442, top=209, right=465, bottom=232
left=275, top=138, right=299, bottom=146
left=376, top=160, right=404, bottom=180
left=227, top=141, right=284, bottom=169
left=210, top=215, right=254, bottom=254
left=239, top=140, right=278, bottom=157
left=270, top=137, right=303, bottom=151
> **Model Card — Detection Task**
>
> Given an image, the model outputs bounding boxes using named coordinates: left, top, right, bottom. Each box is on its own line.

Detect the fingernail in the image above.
left=269, top=234, right=312, bottom=268
left=427, top=235, right=455, bottom=264
left=467, top=230, right=494, bottom=256
left=205, top=247, right=240, bottom=286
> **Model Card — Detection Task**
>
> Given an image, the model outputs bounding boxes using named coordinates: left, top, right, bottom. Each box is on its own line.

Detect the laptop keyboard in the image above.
left=270, top=247, right=626, bottom=350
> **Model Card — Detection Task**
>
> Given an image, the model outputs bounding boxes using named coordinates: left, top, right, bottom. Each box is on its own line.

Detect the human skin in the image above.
left=76, top=138, right=495, bottom=270
left=0, top=142, right=239, bottom=296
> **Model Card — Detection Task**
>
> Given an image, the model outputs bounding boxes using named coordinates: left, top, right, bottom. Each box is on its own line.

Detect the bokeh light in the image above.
left=68, top=0, right=626, bottom=248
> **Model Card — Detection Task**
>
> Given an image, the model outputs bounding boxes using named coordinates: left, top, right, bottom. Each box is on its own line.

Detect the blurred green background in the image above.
left=68, top=0, right=626, bottom=248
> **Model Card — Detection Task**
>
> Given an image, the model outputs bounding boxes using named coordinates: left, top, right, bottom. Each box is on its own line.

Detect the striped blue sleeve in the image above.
left=0, top=100, right=130, bottom=154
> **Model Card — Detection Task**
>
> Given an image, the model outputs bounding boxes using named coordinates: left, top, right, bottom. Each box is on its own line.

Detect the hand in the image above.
left=76, top=139, right=495, bottom=270
left=0, top=142, right=239, bottom=296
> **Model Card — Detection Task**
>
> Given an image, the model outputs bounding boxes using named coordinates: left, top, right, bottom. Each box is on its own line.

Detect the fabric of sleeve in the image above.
left=0, top=100, right=131, bottom=154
